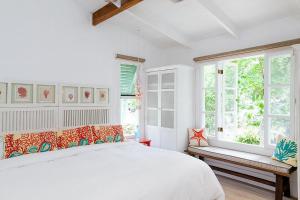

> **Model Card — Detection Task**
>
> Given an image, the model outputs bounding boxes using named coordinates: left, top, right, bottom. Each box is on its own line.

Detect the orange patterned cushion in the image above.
left=4, top=131, right=57, bottom=159
left=92, top=125, right=124, bottom=144
left=57, top=126, right=94, bottom=149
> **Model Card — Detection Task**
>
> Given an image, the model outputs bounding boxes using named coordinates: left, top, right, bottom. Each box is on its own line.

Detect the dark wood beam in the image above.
left=193, top=38, right=300, bottom=62
left=116, top=54, right=145, bottom=63
left=92, top=0, right=143, bottom=26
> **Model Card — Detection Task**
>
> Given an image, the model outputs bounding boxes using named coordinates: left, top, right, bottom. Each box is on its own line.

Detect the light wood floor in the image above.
left=218, top=176, right=293, bottom=200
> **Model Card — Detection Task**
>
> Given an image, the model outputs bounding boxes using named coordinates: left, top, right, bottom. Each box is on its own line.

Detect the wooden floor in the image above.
left=218, top=176, right=293, bottom=200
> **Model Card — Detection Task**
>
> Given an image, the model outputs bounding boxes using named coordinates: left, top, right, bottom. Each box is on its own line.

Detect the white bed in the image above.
left=0, top=141, right=224, bottom=200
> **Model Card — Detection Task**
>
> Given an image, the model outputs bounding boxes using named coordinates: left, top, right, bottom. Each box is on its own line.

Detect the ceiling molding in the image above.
left=127, top=11, right=193, bottom=49
left=196, top=0, right=239, bottom=38
left=92, top=0, right=142, bottom=26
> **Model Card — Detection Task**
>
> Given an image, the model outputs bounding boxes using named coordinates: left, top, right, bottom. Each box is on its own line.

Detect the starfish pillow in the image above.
left=188, top=128, right=209, bottom=147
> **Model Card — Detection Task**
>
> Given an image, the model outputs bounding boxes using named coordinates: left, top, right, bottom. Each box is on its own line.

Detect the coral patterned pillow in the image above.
left=56, top=126, right=94, bottom=149
left=188, top=128, right=209, bottom=147
left=92, top=125, right=124, bottom=144
left=3, top=131, right=57, bottom=159
left=272, top=135, right=297, bottom=167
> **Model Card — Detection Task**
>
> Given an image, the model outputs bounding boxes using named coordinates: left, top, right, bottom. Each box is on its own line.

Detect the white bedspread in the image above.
left=0, top=142, right=224, bottom=200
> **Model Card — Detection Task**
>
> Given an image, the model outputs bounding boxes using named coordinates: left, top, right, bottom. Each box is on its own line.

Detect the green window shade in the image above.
left=120, top=64, right=137, bottom=96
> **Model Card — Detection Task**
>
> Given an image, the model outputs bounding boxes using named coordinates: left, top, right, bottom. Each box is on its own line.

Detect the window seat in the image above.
left=187, top=146, right=297, bottom=200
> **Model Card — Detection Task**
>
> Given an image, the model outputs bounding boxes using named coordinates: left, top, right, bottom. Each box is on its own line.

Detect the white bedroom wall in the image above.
left=0, top=0, right=164, bottom=125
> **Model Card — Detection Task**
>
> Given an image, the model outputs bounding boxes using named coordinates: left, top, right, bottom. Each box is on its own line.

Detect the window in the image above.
left=200, top=50, right=294, bottom=151
left=120, top=64, right=139, bottom=136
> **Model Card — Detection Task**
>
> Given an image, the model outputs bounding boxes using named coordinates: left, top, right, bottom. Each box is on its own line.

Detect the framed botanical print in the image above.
left=62, top=86, right=78, bottom=104
left=11, top=83, right=33, bottom=104
left=0, top=83, right=7, bottom=104
left=96, top=88, right=109, bottom=105
left=80, top=87, right=94, bottom=103
left=37, top=85, right=56, bottom=103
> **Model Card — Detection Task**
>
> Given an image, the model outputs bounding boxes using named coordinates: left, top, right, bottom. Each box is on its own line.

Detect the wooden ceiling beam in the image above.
left=92, top=0, right=143, bottom=26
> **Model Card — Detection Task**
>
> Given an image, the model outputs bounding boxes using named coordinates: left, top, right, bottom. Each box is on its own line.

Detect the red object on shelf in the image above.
left=139, top=138, right=151, bottom=146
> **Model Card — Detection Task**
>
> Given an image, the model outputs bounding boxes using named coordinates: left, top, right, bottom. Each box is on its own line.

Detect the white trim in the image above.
left=126, top=11, right=193, bottom=49
left=196, top=0, right=239, bottom=38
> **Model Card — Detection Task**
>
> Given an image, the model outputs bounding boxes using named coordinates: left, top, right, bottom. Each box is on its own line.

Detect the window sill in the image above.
left=207, top=137, right=275, bottom=157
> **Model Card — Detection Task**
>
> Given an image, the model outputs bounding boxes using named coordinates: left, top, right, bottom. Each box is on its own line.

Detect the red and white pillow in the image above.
left=188, top=128, right=209, bottom=147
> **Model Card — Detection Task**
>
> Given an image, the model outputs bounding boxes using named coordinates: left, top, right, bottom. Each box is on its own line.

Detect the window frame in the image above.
left=118, top=60, right=142, bottom=138
left=197, top=49, right=295, bottom=156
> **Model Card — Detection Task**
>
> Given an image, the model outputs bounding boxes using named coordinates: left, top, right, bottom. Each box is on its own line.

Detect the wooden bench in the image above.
left=187, top=146, right=297, bottom=200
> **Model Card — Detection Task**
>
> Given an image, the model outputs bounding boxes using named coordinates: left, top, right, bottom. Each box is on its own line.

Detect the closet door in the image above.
left=160, top=70, right=176, bottom=150
left=146, top=72, right=160, bottom=147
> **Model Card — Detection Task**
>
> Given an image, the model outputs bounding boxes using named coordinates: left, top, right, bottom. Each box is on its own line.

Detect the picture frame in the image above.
left=11, top=83, right=33, bottom=104
left=37, top=85, right=56, bottom=103
left=62, top=86, right=78, bottom=104
left=80, top=87, right=94, bottom=103
left=0, top=83, right=7, bottom=104
left=96, top=88, right=109, bottom=105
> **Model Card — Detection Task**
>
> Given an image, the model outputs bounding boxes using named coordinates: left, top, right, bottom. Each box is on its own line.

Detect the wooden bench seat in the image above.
left=187, top=146, right=297, bottom=200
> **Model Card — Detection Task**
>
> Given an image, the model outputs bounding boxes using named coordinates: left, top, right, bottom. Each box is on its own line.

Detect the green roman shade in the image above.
left=120, top=64, right=137, bottom=96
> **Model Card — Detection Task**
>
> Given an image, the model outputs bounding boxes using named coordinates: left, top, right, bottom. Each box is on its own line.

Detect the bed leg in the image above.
left=275, top=175, right=283, bottom=200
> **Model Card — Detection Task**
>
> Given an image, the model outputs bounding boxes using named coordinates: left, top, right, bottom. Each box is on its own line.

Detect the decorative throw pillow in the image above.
left=3, top=131, right=57, bottom=159
left=56, top=126, right=94, bottom=149
left=272, top=136, right=297, bottom=167
left=92, top=125, right=124, bottom=144
left=188, top=128, right=209, bottom=147
left=0, top=135, right=3, bottom=159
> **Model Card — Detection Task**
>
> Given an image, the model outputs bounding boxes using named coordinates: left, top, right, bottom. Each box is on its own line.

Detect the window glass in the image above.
left=203, top=65, right=216, bottom=136
left=268, top=54, right=292, bottom=144
left=270, top=55, right=291, bottom=85
left=121, top=98, right=139, bottom=136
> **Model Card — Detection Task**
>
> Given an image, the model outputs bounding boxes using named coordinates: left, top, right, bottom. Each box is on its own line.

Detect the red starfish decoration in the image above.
left=191, top=129, right=207, bottom=146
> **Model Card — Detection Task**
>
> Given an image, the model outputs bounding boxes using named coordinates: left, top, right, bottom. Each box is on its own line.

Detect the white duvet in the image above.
left=0, top=142, right=224, bottom=200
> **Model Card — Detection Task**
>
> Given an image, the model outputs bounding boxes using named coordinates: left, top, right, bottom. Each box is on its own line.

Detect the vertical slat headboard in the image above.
left=0, top=107, right=110, bottom=134
left=60, top=107, right=110, bottom=129
left=0, top=107, right=59, bottom=133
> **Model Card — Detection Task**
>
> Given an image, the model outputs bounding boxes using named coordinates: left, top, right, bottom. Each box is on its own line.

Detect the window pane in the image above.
left=271, top=55, right=291, bottom=84
left=121, top=99, right=139, bottom=135
left=270, top=87, right=290, bottom=115
left=224, top=64, right=236, bottom=87
left=205, top=89, right=216, bottom=112
left=224, top=89, right=235, bottom=112
left=221, top=56, right=264, bottom=145
left=204, top=66, right=216, bottom=88
left=205, top=113, right=215, bottom=136
left=270, top=117, right=291, bottom=144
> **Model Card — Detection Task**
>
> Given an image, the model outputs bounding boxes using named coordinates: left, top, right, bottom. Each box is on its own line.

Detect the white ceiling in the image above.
left=78, top=0, right=300, bottom=48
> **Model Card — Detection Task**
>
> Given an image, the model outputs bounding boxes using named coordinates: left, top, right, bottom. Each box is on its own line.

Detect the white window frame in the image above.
left=118, top=60, right=142, bottom=139
left=196, top=49, right=295, bottom=156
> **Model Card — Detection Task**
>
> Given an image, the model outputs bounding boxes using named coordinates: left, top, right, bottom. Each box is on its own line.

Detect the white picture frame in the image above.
left=62, top=86, right=78, bottom=104
left=96, top=88, right=109, bottom=105
left=80, top=87, right=94, bottom=103
left=37, top=85, right=56, bottom=103
left=11, top=83, right=33, bottom=104
left=0, top=83, right=7, bottom=104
